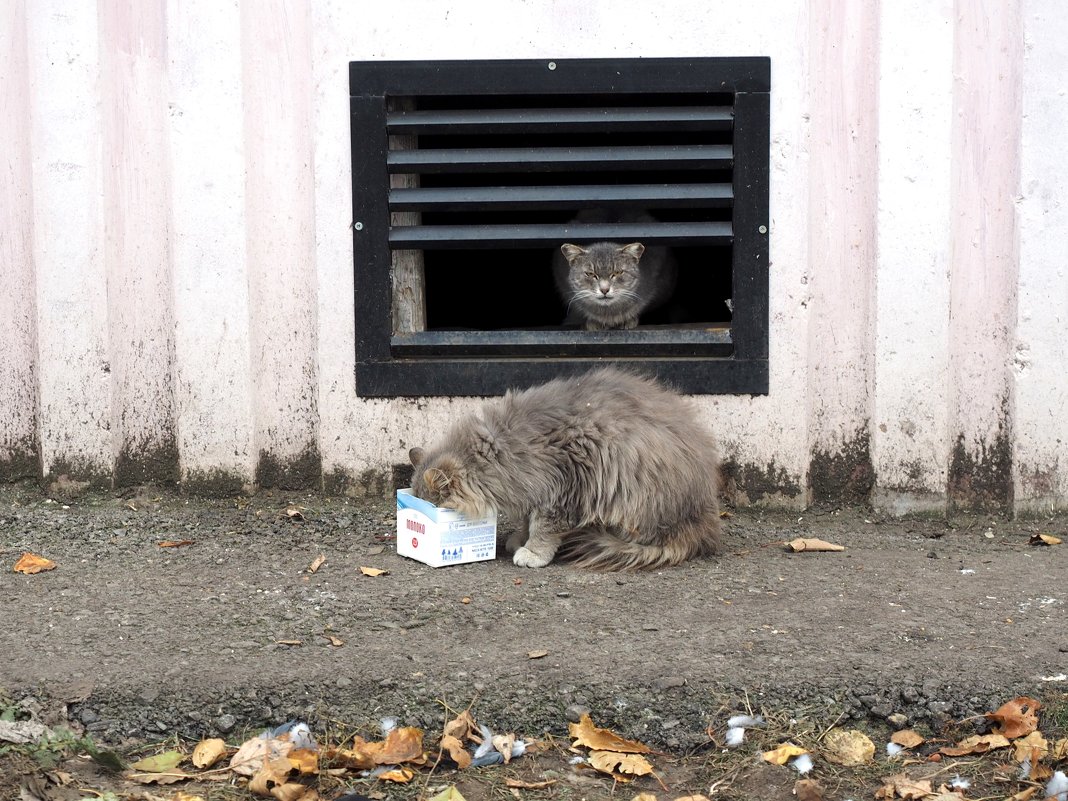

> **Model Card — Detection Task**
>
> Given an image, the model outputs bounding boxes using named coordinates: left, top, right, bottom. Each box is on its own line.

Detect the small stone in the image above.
left=654, top=676, right=686, bottom=691
left=565, top=704, right=590, bottom=723
left=216, top=713, right=237, bottom=734
left=556, top=592, right=572, bottom=598
left=1059, top=644, right=1068, bottom=653
left=642, top=624, right=659, bottom=631
left=927, top=701, right=953, bottom=716
left=871, top=705, right=893, bottom=719
left=887, top=713, right=909, bottom=730
left=139, top=687, right=159, bottom=703
left=78, top=708, right=99, bottom=725
left=901, top=687, right=920, bottom=704
left=336, top=677, right=352, bottom=688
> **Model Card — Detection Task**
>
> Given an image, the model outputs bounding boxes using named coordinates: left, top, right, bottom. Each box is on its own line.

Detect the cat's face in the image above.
left=408, top=447, right=486, bottom=517
left=560, top=242, right=645, bottom=310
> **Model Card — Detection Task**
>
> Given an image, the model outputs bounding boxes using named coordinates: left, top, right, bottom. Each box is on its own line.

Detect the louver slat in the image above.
left=387, top=145, right=732, bottom=173
left=386, top=106, right=733, bottom=134
left=388, top=221, right=732, bottom=249
left=388, top=183, right=733, bottom=212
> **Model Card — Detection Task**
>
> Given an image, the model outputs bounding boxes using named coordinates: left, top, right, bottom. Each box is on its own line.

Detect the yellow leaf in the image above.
left=308, top=554, right=326, bottom=572
left=322, top=744, right=373, bottom=771
left=875, top=774, right=932, bottom=800
left=629, top=793, right=659, bottom=801
left=428, top=787, right=467, bottom=801
left=1006, top=787, right=1040, bottom=801
left=359, top=566, right=389, bottom=577
left=287, top=748, right=318, bottom=775
left=125, top=770, right=191, bottom=785
left=588, top=750, right=654, bottom=778
left=762, top=743, right=808, bottom=765
left=890, top=730, right=925, bottom=749
left=129, top=750, right=184, bottom=773
left=1052, top=737, right=1068, bottom=760
left=1030, top=533, right=1061, bottom=546
left=269, top=782, right=311, bottom=801
left=1012, top=730, right=1048, bottom=762
left=569, top=714, right=653, bottom=754
left=785, top=538, right=844, bottom=552
left=939, top=732, right=1010, bottom=756
left=191, top=738, right=228, bottom=769
left=363, top=726, right=425, bottom=765
left=378, top=766, right=414, bottom=783
left=822, top=729, right=874, bottom=765
left=13, top=553, right=57, bottom=574
left=986, top=696, right=1041, bottom=739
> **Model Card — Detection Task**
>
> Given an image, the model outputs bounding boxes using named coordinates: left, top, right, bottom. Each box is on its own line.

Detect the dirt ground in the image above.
left=1, top=484, right=1067, bottom=800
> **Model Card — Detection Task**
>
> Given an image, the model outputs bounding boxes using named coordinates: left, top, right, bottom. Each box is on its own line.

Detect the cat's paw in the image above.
left=513, top=546, right=552, bottom=568
left=505, top=530, right=526, bottom=554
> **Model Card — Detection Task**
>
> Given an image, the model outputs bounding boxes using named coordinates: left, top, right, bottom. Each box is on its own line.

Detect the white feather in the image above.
left=727, top=714, right=765, bottom=729
left=379, top=716, right=398, bottom=735
left=886, top=743, right=904, bottom=757
left=473, top=724, right=495, bottom=759
left=725, top=727, right=746, bottom=747
left=950, top=776, right=970, bottom=790
left=1047, top=770, right=1068, bottom=801
left=790, top=753, right=814, bottom=775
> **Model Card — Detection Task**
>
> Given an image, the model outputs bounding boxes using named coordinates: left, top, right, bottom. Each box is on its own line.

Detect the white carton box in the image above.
left=396, top=489, right=497, bottom=567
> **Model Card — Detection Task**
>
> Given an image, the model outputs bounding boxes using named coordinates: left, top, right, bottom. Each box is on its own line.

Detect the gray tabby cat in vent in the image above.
left=552, top=209, right=678, bottom=330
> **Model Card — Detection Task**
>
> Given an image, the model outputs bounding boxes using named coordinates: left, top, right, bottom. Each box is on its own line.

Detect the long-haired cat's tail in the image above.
left=555, top=517, right=722, bottom=572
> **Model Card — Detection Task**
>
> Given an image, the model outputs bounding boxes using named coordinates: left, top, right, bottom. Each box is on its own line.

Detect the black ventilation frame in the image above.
left=350, top=57, right=770, bottom=397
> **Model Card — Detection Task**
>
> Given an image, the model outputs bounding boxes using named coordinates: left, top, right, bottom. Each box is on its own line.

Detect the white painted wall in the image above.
left=1, top=0, right=1064, bottom=514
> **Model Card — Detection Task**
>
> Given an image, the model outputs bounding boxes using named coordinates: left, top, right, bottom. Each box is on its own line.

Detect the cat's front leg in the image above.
left=513, top=510, right=566, bottom=568
left=505, top=515, right=530, bottom=554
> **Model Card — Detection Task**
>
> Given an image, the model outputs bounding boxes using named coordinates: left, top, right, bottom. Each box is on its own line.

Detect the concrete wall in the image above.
left=1, top=0, right=1066, bottom=514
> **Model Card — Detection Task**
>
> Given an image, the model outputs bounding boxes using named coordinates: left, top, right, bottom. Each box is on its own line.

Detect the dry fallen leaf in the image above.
left=588, top=749, right=654, bottom=778
left=125, top=770, right=191, bottom=786
left=362, top=726, right=425, bottom=765
left=158, top=540, right=195, bottom=548
left=230, top=736, right=294, bottom=776
left=287, top=748, right=318, bottom=775
left=794, top=778, right=824, bottom=801
left=492, top=733, right=516, bottom=764
left=986, top=696, right=1041, bottom=739
left=359, top=566, right=389, bottom=577
left=1030, top=533, right=1062, bottom=546
left=282, top=505, right=305, bottom=521
left=191, top=738, right=228, bottom=769
left=377, top=766, right=415, bottom=783
left=248, top=756, right=294, bottom=797
left=875, top=774, right=933, bottom=800
left=1013, top=730, right=1049, bottom=762
left=630, top=794, right=658, bottom=801
left=275, top=639, right=302, bottom=647
left=439, top=734, right=472, bottom=769
left=785, top=538, right=845, bottom=553
left=504, top=779, right=556, bottom=790
left=308, top=554, right=326, bottom=573
left=428, top=787, right=467, bottom=801
left=13, top=553, right=57, bottom=574
left=322, top=745, right=373, bottom=771
left=762, top=743, right=808, bottom=765
left=527, top=649, right=549, bottom=659
left=890, top=730, right=925, bottom=749
left=1005, top=786, right=1040, bottom=801
left=822, top=729, right=875, bottom=765
left=443, top=710, right=477, bottom=742
left=939, top=732, right=1010, bottom=756
left=569, top=714, right=653, bottom=754
left=1052, top=737, right=1068, bottom=760
left=269, top=783, right=312, bottom=801
left=323, top=634, right=344, bottom=647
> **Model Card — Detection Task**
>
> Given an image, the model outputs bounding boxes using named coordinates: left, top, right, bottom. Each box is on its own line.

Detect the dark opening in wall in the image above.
left=350, top=58, right=769, bottom=396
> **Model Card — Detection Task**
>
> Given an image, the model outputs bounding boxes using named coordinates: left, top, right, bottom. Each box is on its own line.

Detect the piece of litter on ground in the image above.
left=959, top=568, right=976, bottom=575
left=1047, top=770, right=1068, bottom=801
left=725, top=727, right=745, bottom=747
left=1041, top=673, right=1067, bottom=682
left=886, top=742, right=904, bottom=757
left=790, top=753, right=814, bottom=774
left=727, top=714, right=765, bottom=729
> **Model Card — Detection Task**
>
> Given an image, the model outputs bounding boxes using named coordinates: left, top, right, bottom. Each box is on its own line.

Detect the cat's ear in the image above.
left=409, top=447, right=425, bottom=467
left=560, top=243, right=587, bottom=263
left=620, top=243, right=645, bottom=261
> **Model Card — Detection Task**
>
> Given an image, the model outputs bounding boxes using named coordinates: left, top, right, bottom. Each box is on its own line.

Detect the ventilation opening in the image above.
left=350, top=58, right=769, bottom=396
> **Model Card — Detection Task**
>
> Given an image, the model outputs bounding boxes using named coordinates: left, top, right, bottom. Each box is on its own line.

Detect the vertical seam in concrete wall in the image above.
left=241, top=1, right=322, bottom=490
left=98, top=0, right=180, bottom=486
left=0, top=0, right=42, bottom=481
left=804, top=0, right=879, bottom=504
left=947, top=0, right=1022, bottom=512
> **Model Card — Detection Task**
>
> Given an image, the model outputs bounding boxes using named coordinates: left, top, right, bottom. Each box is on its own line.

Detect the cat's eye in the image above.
left=585, top=271, right=596, bottom=279
left=611, top=272, right=622, bottom=279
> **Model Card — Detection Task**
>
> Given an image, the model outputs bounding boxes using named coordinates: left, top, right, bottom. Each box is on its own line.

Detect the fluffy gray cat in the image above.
left=553, top=210, right=678, bottom=330
left=408, top=368, right=722, bottom=571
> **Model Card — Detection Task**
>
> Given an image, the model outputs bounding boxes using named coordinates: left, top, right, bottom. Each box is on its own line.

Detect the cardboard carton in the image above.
left=396, top=488, right=497, bottom=567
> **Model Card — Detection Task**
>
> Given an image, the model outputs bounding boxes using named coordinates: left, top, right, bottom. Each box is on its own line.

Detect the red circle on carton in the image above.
left=411, top=537, right=418, bottom=548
